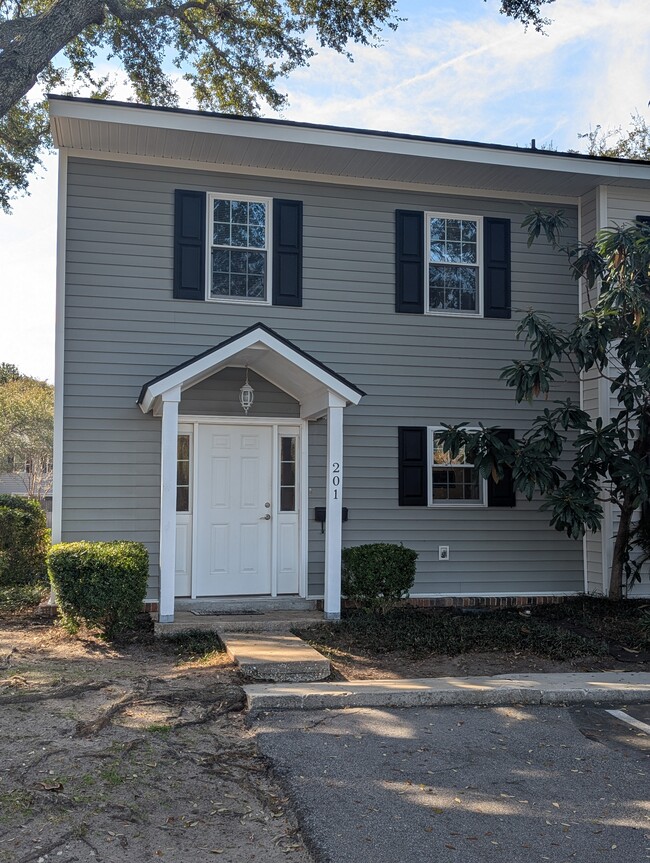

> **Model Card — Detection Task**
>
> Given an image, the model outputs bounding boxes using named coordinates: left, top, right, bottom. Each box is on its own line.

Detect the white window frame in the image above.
left=428, top=426, right=487, bottom=508
left=205, top=192, right=273, bottom=306
left=425, top=212, right=483, bottom=318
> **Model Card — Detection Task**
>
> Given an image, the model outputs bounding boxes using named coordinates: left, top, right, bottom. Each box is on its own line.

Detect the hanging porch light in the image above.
left=239, top=368, right=255, bottom=415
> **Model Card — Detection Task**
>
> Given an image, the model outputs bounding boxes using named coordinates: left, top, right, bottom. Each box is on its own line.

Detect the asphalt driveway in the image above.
left=255, top=704, right=650, bottom=863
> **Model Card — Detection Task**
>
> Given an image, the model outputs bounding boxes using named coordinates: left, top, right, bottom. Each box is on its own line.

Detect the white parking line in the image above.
left=606, top=709, right=650, bottom=734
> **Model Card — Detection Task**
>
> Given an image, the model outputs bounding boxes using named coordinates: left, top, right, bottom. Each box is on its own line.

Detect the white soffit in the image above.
left=49, top=98, right=650, bottom=199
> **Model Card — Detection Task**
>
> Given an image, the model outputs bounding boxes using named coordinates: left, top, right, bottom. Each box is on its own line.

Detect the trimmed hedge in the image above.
left=0, top=495, right=48, bottom=586
left=342, top=543, right=418, bottom=613
left=48, top=541, right=148, bottom=638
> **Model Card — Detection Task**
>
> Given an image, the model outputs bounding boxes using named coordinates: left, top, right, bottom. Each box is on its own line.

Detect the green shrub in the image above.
left=48, top=541, right=148, bottom=638
left=0, top=583, right=49, bottom=615
left=0, top=495, right=48, bottom=586
left=342, top=543, right=418, bottom=613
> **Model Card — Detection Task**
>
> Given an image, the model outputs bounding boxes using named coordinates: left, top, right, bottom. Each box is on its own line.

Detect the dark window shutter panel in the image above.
left=636, top=215, right=650, bottom=224
left=398, top=427, right=428, bottom=506
left=173, top=190, right=206, bottom=300
left=487, top=428, right=516, bottom=507
left=484, top=217, right=511, bottom=319
left=396, top=210, right=424, bottom=313
left=273, top=199, right=303, bottom=307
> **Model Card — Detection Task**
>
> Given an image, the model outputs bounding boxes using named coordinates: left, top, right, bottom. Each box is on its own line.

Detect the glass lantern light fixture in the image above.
left=239, top=367, right=254, bottom=415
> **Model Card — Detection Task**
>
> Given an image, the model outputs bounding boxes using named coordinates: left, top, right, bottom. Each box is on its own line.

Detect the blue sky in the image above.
left=1, top=0, right=649, bottom=381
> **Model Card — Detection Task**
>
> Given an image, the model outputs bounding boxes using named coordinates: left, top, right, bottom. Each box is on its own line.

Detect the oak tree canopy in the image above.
left=0, top=1, right=556, bottom=211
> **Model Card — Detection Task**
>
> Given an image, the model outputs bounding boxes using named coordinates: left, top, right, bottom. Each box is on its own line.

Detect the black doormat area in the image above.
left=189, top=609, right=264, bottom=616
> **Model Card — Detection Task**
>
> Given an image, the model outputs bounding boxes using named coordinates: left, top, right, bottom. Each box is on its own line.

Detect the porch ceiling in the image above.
left=138, top=323, right=364, bottom=419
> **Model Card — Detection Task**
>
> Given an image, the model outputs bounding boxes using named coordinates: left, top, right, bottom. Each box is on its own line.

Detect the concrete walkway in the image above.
left=245, top=671, right=650, bottom=711
left=221, top=632, right=331, bottom=682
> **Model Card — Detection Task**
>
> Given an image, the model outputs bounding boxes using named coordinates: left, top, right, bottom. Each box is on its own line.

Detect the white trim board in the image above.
left=52, top=151, right=68, bottom=544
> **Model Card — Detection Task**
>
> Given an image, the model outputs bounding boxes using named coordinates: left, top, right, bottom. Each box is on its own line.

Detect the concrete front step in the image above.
left=154, top=610, right=324, bottom=635
left=244, top=672, right=650, bottom=711
left=221, top=632, right=330, bottom=683
left=175, top=597, right=317, bottom=613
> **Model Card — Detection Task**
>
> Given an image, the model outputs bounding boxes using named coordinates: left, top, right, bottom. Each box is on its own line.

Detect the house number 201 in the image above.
left=331, top=462, right=341, bottom=499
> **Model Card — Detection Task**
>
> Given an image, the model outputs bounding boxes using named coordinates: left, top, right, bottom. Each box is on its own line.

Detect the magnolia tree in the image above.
left=439, top=213, right=650, bottom=600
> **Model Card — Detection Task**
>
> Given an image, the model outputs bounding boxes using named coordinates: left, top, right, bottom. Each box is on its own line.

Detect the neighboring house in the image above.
left=48, top=96, right=650, bottom=623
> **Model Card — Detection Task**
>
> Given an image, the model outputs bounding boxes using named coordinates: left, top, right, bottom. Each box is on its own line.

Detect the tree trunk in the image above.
left=608, top=503, right=635, bottom=600
left=0, top=0, right=105, bottom=119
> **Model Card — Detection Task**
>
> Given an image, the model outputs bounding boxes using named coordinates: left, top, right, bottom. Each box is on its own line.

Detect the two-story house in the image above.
left=48, top=96, right=650, bottom=623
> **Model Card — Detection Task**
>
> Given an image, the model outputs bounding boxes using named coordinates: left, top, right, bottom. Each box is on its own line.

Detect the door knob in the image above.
left=260, top=514, right=271, bottom=520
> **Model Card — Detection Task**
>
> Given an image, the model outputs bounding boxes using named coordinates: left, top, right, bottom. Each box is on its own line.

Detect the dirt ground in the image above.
left=0, top=614, right=312, bottom=863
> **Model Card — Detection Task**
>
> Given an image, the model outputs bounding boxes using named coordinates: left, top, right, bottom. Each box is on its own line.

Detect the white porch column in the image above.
left=324, top=401, right=344, bottom=620
left=159, top=386, right=181, bottom=623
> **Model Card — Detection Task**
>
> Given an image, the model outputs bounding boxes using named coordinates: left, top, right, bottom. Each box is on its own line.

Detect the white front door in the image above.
left=195, top=424, right=273, bottom=596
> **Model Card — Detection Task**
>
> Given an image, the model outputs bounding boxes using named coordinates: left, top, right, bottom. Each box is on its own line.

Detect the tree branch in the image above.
left=104, top=0, right=213, bottom=25
left=0, top=0, right=106, bottom=118
left=0, top=14, right=39, bottom=51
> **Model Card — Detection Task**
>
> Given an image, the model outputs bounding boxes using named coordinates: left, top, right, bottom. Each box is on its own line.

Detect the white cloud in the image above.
left=280, top=0, right=650, bottom=148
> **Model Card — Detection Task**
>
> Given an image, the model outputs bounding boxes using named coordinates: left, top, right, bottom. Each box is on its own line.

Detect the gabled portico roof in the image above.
left=138, top=323, right=365, bottom=419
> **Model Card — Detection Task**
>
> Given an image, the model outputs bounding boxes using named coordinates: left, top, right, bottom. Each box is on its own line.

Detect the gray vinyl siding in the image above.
left=607, top=186, right=650, bottom=225
left=179, top=368, right=299, bottom=417
left=62, top=156, right=584, bottom=601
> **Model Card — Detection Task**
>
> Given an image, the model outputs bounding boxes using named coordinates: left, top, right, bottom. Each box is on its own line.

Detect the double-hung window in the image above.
left=429, top=427, right=486, bottom=506
left=209, top=195, right=270, bottom=303
left=427, top=213, right=482, bottom=316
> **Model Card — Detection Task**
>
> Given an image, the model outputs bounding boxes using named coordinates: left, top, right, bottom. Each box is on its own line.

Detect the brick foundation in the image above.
left=315, top=595, right=571, bottom=611
left=145, top=597, right=569, bottom=616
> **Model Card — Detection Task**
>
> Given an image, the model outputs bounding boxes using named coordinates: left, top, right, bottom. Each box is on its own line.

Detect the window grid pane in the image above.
left=211, top=249, right=267, bottom=299
left=428, top=216, right=479, bottom=313
left=176, top=434, right=190, bottom=512
left=431, top=433, right=481, bottom=503
left=280, top=436, right=297, bottom=513
left=211, top=197, right=268, bottom=301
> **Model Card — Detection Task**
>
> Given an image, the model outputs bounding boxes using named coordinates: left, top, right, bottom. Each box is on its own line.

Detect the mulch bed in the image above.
left=295, top=596, right=650, bottom=680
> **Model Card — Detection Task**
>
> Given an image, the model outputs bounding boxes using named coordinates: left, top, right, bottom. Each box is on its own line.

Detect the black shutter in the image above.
left=396, top=210, right=424, bottom=313
left=484, top=217, right=511, bottom=319
left=273, top=199, right=303, bottom=307
left=398, top=427, right=428, bottom=506
left=487, top=428, right=516, bottom=507
left=173, top=190, right=206, bottom=301
left=636, top=215, right=650, bottom=225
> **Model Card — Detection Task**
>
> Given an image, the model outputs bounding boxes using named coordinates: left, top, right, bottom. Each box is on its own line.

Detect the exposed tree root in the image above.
left=0, top=680, right=109, bottom=705
left=74, top=682, right=149, bottom=737
left=16, top=828, right=78, bottom=863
